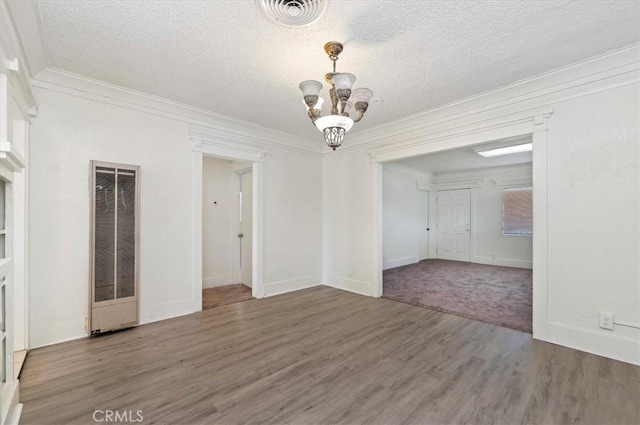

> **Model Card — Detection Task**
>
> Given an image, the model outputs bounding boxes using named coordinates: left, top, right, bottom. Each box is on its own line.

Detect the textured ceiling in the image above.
left=37, top=0, right=640, bottom=141
left=394, top=135, right=532, bottom=174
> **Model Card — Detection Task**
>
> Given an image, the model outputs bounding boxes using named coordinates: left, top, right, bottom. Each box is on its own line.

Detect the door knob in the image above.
left=238, top=233, right=244, bottom=238
left=426, top=228, right=430, bottom=231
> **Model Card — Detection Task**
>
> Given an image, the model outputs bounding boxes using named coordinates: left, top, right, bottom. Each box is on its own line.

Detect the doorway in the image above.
left=237, top=169, right=253, bottom=289
left=417, top=189, right=430, bottom=261
left=201, top=157, right=254, bottom=310
left=379, top=137, right=535, bottom=333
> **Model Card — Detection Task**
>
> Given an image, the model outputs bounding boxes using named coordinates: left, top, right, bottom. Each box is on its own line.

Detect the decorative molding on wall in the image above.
left=383, top=256, right=418, bottom=271
left=428, top=163, right=533, bottom=191
left=31, top=68, right=322, bottom=157
left=1, top=0, right=38, bottom=119
left=191, top=133, right=268, bottom=162
left=329, top=44, right=640, bottom=158
left=3, top=0, right=48, bottom=77
left=366, top=107, right=553, bottom=163
left=189, top=125, right=318, bottom=159
left=382, top=163, right=432, bottom=181
left=264, top=276, right=320, bottom=297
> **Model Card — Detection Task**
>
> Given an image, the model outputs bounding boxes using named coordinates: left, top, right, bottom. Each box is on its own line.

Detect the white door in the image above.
left=437, top=189, right=471, bottom=261
left=239, top=171, right=252, bottom=287
left=418, top=189, right=429, bottom=261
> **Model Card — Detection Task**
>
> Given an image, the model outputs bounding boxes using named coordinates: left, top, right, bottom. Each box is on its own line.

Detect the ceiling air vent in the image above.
left=255, top=0, right=328, bottom=27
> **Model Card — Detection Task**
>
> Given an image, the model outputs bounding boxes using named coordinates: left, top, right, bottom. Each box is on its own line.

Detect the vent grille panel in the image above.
left=94, top=168, right=116, bottom=302
left=255, top=0, right=328, bottom=26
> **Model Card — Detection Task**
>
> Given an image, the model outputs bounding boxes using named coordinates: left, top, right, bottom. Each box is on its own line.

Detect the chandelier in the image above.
left=299, top=41, right=373, bottom=151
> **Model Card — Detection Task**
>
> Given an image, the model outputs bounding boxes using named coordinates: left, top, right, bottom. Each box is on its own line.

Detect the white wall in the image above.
left=381, top=166, right=431, bottom=269
left=382, top=163, right=533, bottom=270
left=323, top=46, right=640, bottom=364
left=28, top=78, right=323, bottom=348
left=202, top=157, right=234, bottom=288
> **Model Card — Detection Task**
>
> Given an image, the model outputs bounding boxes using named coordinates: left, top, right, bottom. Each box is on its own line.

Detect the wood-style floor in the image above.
left=20, top=287, right=639, bottom=425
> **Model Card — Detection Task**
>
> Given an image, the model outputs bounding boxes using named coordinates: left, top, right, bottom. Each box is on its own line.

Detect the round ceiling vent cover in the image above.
left=255, top=0, right=328, bottom=27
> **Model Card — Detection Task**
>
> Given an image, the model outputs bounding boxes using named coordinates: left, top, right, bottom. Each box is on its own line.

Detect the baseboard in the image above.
left=324, top=275, right=373, bottom=297
left=0, top=380, right=20, bottom=425
left=202, top=274, right=233, bottom=288
left=29, top=321, right=88, bottom=349
left=140, top=298, right=194, bottom=325
left=5, top=403, right=22, bottom=425
left=264, top=276, right=320, bottom=297
left=538, top=322, right=640, bottom=365
left=472, top=256, right=532, bottom=269
left=383, top=256, right=418, bottom=270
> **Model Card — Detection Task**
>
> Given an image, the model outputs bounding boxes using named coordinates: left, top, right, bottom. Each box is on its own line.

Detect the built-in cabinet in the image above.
left=0, top=2, right=38, bottom=422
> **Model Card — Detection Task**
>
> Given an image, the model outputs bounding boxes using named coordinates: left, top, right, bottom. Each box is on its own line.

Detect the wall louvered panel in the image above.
left=94, top=168, right=116, bottom=302
left=91, top=162, right=139, bottom=333
left=116, top=171, right=136, bottom=299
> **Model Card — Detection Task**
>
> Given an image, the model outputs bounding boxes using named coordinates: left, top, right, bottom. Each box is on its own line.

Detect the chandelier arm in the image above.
left=352, top=109, right=365, bottom=123
left=307, top=108, right=322, bottom=123
left=353, top=101, right=369, bottom=123
left=329, top=87, right=339, bottom=115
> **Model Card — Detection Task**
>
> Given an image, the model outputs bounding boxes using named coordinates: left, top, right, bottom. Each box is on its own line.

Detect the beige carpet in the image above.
left=383, top=259, right=532, bottom=333
left=202, top=284, right=253, bottom=310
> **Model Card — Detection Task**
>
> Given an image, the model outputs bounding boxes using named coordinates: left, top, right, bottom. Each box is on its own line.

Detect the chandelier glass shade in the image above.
left=299, top=41, right=373, bottom=151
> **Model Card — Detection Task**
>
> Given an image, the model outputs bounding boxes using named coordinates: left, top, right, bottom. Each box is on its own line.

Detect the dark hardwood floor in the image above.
left=20, top=286, right=640, bottom=425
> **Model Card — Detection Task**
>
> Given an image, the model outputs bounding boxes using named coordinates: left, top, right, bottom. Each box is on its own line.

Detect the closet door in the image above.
left=90, top=161, right=139, bottom=333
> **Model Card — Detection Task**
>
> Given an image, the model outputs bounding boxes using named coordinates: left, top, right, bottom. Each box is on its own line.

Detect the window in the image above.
left=503, top=187, right=532, bottom=235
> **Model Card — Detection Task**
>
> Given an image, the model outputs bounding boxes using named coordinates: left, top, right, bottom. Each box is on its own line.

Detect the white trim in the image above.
left=368, top=108, right=553, bottom=163
left=383, top=256, right=418, bottom=271
left=545, top=322, right=640, bottom=366
left=531, top=129, right=549, bottom=340
left=32, top=69, right=322, bottom=157
left=332, top=44, right=639, bottom=156
left=0, top=142, right=25, bottom=172
left=382, top=163, right=432, bottom=181
left=264, top=276, right=320, bottom=297
left=371, top=162, right=384, bottom=298
left=471, top=256, right=532, bottom=269
left=202, top=275, right=233, bottom=289
left=192, top=138, right=266, bottom=311
left=325, top=276, right=373, bottom=297
left=0, top=0, right=38, bottom=119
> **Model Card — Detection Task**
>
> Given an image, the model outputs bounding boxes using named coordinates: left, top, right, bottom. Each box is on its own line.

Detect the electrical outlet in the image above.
left=599, top=312, right=614, bottom=330
left=84, top=317, right=89, bottom=330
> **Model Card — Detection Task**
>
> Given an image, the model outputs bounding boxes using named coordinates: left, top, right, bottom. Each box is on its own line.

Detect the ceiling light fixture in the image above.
left=299, top=41, right=373, bottom=151
left=476, top=143, right=533, bottom=158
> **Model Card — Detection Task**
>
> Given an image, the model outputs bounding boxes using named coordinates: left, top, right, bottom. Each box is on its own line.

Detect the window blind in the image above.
left=503, top=187, right=533, bottom=235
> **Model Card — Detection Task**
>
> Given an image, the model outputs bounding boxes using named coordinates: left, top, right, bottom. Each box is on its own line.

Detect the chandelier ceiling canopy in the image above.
left=299, top=41, right=373, bottom=151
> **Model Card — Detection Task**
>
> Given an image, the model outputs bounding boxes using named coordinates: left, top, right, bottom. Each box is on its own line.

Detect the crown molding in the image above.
left=327, top=43, right=639, bottom=157
left=427, top=163, right=532, bottom=190
left=366, top=106, right=553, bottom=163
left=1, top=0, right=38, bottom=118
left=382, top=163, right=432, bottom=181
left=433, top=163, right=532, bottom=184
left=31, top=68, right=322, bottom=157
left=3, top=0, right=48, bottom=76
